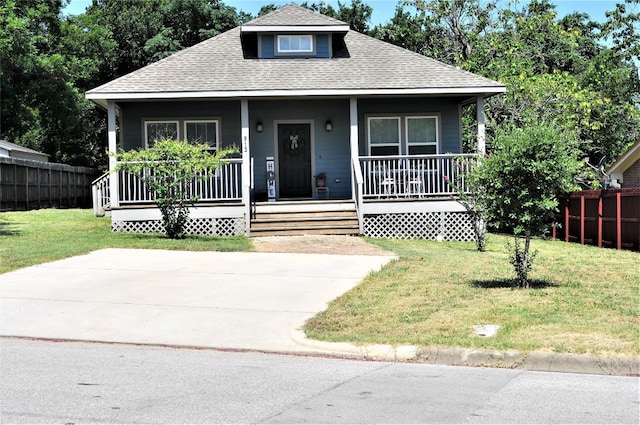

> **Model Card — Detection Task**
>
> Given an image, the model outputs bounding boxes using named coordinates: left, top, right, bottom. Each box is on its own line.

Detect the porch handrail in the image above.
left=91, top=172, right=111, bottom=216
left=351, top=155, right=364, bottom=234
left=116, top=158, right=243, bottom=204
left=359, top=154, right=477, bottom=198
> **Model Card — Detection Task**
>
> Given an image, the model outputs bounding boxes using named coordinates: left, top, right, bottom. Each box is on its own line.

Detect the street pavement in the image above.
left=2, top=339, right=638, bottom=424
left=1, top=248, right=638, bottom=376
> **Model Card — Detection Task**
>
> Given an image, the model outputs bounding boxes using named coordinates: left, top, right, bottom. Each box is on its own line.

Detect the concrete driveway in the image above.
left=0, top=249, right=395, bottom=353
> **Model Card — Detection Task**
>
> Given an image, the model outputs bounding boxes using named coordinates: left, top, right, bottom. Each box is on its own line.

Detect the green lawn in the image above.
left=2, top=209, right=638, bottom=358
left=304, top=236, right=640, bottom=358
left=0, top=209, right=250, bottom=273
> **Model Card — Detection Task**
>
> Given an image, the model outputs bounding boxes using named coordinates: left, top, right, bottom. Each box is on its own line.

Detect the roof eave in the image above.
left=86, top=86, right=507, bottom=103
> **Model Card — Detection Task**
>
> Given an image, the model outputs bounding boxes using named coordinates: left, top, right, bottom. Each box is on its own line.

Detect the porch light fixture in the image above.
left=256, top=121, right=263, bottom=133
left=325, top=120, right=332, bottom=132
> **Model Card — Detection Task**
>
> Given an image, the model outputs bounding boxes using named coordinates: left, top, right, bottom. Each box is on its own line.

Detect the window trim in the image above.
left=144, top=120, right=179, bottom=148
left=276, top=34, right=315, bottom=55
left=367, top=116, right=401, bottom=156
left=405, top=115, right=439, bottom=155
left=183, top=119, right=220, bottom=152
left=366, top=114, right=441, bottom=156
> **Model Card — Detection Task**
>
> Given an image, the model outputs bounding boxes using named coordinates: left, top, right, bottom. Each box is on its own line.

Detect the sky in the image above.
left=63, top=0, right=624, bottom=25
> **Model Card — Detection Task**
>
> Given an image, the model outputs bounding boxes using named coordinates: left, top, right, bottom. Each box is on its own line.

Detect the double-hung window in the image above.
left=277, top=35, right=313, bottom=54
left=184, top=120, right=219, bottom=152
left=145, top=120, right=178, bottom=147
left=367, top=115, right=439, bottom=155
left=406, top=116, right=438, bottom=154
left=368, top=117, right=401, bottom=156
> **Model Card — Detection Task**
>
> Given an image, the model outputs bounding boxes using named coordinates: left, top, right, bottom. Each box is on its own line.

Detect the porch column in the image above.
left=476, top=96, right=486, bottom=156
left=241, top=99, right=251, bottom=236
left=107, top=100, right=119, bottom=208
left=349, top=97, right=359, bottom=198
left=350, top=97, right=364, bottom=234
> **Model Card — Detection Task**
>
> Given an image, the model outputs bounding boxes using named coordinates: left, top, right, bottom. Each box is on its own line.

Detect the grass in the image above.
left=2, top=209, right=638, bottom=357
left=0, top=209, right=251, bottom=274
left=304, top=236, right=640, bottom=358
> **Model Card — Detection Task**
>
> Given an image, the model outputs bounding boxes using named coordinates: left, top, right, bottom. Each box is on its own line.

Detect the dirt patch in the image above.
left=250, top=235, right=395, bottom=256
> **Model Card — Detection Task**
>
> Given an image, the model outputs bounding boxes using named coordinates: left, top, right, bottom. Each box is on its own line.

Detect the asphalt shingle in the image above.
left=87, top=4, right=504, bottom=98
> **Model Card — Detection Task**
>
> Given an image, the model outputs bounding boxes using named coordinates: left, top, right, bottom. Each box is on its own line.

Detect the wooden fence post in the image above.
left=597, top=194, right=603, bottom=248
left=616, top=191, right=622, bottom=250
left=580, top=195, right=585, bottom=245
left=565, top=201, right=570, bottom=242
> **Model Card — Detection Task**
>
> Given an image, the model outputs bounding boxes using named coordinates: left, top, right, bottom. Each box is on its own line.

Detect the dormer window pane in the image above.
left=277, top=35, right=313, bottom=53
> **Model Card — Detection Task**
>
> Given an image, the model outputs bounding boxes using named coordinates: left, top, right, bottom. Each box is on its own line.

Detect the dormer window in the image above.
left=277, top=35, right=314, bottom=54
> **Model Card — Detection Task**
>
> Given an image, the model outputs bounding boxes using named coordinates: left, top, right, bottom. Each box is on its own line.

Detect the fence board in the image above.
left=555, top=188, right=640, bottom=251
left=0, top=157, right=98, bottom=211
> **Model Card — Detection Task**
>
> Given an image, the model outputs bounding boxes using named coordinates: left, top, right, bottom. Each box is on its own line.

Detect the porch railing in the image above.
left=359, top=154, right=476, bottom=199
left=91, top=172, right=111, bottom=216
left=117, top=159, right=243, bottom=204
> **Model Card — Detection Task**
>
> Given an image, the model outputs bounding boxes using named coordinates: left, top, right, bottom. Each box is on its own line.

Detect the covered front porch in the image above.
left=93, top=152, right=476, bottom=239
left=92, top=95, right=487, bottom=239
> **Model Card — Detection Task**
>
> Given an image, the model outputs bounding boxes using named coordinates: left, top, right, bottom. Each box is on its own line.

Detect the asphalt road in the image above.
left=1, top=339, right=638, bottom=424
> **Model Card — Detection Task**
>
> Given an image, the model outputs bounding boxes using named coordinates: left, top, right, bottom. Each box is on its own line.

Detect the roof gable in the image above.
left=606, top=139, right=640, bottom=176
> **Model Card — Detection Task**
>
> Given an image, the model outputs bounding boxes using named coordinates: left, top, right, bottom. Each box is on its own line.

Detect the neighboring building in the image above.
left=86, top=4, right=506, bottom=239
left=0, top=140, right=49, bottom=163
left=606, top=140, right=640, bottom=188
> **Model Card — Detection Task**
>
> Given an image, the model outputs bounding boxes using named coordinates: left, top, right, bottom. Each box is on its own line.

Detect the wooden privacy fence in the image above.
left=554, top=188, right=640, bottom=251
left=0, top=157, right=98, bottom=211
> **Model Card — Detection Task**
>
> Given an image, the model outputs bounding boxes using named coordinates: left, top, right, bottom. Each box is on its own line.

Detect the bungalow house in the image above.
left=87, top=3, right=506, bottom=239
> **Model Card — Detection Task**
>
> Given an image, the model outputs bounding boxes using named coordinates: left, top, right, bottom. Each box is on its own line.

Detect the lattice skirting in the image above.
left=363, top=211, right=476, bottom=241
left=112, top=217, right=245, bottom=236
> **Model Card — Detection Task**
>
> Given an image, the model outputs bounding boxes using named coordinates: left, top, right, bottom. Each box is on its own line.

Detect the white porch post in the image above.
left=476, top=96, right=486, bottom=156
left=349, top=97, right=359, bottom=180
left=349, top=97, right=364, bottom=234
left=107, top=100, right=119, bottom=208
left=241, top=99, right=251, bottom=236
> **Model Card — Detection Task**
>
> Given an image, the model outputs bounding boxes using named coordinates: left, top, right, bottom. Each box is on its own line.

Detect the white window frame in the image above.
left=276, top=34, right=314, bottom=54
left=367, top=116, right=401, bottom=156
left=405, top=116, right=439, bottom=155
left=367, top=114, right=441, bottom=156
left=184, top=119, right=220, bottom=152
left=144, top=120, right=179, bottom=147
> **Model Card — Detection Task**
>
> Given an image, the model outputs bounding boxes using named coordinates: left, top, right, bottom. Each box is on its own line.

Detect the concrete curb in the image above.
left=290, top=330, right=640, bottom=376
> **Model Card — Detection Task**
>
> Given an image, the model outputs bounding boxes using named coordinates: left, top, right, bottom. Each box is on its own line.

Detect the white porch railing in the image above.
left=91, top=172, right=111, bottom=216
left=117, top=159, right=243, bottom=204
left=359, top=154, right=476, bottom=199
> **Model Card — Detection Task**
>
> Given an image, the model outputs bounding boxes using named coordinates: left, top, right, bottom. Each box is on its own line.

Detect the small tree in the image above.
left=445, top=156, right=488, bottom=252
left=474, top=123, right=582, bottom=288
left=115, top=139, right=237, bottom=239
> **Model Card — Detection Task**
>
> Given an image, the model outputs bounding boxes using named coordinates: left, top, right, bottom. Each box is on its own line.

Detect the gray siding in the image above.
left=119, top=101, right=242, bottom=151
left=357, top=97, right=463, bottom=155
left=117, top=96, right=466, bottom=200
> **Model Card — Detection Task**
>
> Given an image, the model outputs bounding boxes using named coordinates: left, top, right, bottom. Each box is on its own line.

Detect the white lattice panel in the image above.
left=363, top=211, right=475, bottom=241
left=112, top=217, right=245, bottom=236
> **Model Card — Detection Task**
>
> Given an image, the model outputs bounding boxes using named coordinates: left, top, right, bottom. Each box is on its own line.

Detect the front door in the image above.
left=278, top=123, right=312, bottom=198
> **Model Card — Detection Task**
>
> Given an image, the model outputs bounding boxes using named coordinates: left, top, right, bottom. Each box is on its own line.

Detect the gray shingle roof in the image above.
left=242, top=3, right=347, bottom=26
left=87, top=4, right=504, bottom=101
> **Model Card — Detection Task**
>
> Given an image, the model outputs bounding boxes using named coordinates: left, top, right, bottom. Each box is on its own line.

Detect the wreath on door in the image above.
left=283, top=134, right=306, bottom=157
